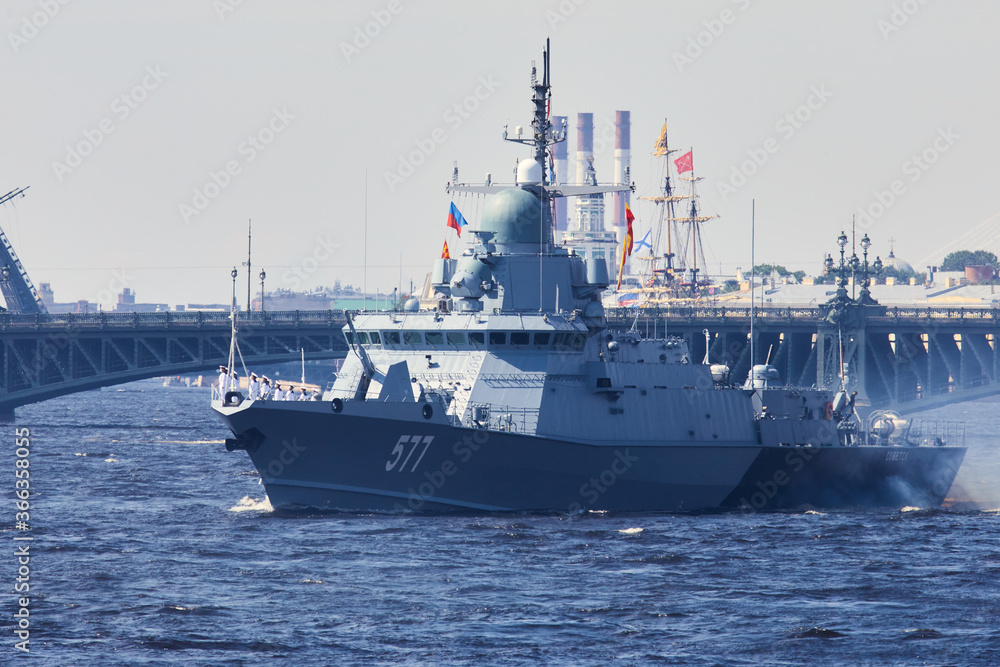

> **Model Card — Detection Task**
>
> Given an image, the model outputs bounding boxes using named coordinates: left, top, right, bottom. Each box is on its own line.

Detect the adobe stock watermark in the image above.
left=93, top=268, right=135, bottom=310
left=566, top=449, right=639, bottom=513
left=7, top=0, right=71, bottom=54
left=340, top=0, right=404, bottom=63
left=178, top=107, right=295, bottom=223
left=544, top=0, right=589, bottom=30
left=716, top=85, right=833, bottom=201
left=392, top=430, right=491, bottom=511
left=855, top=126, right=958, bottom=231
left=258, top=438, right=306, bottom=483
left=383, top=76, right=501, bottom=192
left=282, top=235, right=340, bottom=290
left=213, top=0, right=244, bottom=21
left=13, top=427, right=33, bottom=653
left=673, top=0, right=752, bottom=73
left=51, top=66, right=168, bottom=183
left=878, top=0, right=931, bottom=41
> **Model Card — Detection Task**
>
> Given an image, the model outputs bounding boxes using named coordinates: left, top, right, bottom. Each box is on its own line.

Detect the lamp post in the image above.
left=231, top=267, right=238, bottom=312
left=835, top=231, right=849, bottom=303
left=859, top=234, right=872, bottom=304
left=259, top=269, right=266, bottom=312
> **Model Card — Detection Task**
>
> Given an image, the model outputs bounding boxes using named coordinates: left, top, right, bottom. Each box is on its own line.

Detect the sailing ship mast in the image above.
left=672, top=168, right=715, bottom=290
left=637, top=120, right=689, bottom=290
left=635, top=121, right=716, bottom=301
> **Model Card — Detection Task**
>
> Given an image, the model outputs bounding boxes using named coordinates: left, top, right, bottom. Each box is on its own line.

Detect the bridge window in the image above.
left=368, top=332, right=381, bottom=345
left=344, top=331, right=355, bottom=345
left=447, top=331, right=466, bottom=346
left=533, top=332, right=551, bottom=346
left=383, top=331, right=401, bottom=346
left=489, top=332, right=507, bottom=346
left=403, top=331, right=423, bottom=346
left=510, top=332, right=530, bottom=346
left=469, top=332, right=485, bottom=347
left=425, top=332, right=444, bottom=346
left=357, top=332, right=370, bottom=344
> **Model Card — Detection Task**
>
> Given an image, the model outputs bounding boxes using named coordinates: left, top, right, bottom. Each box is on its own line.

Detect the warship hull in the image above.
left=217, top=400, right=966, bottom=513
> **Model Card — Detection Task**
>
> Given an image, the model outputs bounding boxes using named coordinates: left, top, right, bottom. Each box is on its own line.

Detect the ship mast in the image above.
left=639, top=120, right=693, bottom=293
left=671, top=164, right=715, bottom=293
left=446, top=40, right=633, bottom=238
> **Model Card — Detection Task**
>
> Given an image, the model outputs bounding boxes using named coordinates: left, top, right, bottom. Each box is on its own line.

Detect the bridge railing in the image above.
left=605, top=305, right=1000, bottom=324
left=0, top=310, right=350, bottom=330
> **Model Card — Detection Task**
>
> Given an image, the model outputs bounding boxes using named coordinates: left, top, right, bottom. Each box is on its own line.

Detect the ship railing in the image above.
left=902, top=419, right=967, bottom=447
left=460, top=402, right=540, bottom=435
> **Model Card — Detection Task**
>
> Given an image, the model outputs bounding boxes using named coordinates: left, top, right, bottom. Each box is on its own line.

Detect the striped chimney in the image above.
left=575, top=112, right=594, bottom=187
left=613, top=110, right=631, bottom=231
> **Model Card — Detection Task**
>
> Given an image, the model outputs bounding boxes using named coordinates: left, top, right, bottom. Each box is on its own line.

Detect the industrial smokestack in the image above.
left=576, top=112, right=594, bottom=187
left=613, top=110, right=631, bottom=232
left=552, top=115, right=568, bottom=234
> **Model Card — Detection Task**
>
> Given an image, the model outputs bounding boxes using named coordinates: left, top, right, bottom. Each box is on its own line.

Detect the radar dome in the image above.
left=480, top=187, right=552, bottom=245
left=403, top=298, right=420, bottom=312
left=515, top=158, right=543, bottom=185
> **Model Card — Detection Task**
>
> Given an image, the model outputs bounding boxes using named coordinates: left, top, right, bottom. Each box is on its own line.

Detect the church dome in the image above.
left=883, top=249, right=914, bottom=274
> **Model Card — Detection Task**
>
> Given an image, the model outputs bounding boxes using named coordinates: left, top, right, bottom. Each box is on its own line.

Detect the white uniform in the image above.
left=261, top=383, right=272, bottom=401
left=248, top=377, right=260, bottom=400
left=219, top=371, right=229, bottom=393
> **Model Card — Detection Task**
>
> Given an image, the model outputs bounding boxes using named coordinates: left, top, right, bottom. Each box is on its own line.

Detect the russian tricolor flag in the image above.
left=446, top=202, right=468, bottom=237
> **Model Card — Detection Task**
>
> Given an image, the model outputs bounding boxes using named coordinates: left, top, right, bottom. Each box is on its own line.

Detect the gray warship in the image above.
left=213, top=42, right=965, bottom=512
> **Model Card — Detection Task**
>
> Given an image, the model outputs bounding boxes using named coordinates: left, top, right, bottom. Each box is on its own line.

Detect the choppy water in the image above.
left=3, top=381, right=998, bottom=665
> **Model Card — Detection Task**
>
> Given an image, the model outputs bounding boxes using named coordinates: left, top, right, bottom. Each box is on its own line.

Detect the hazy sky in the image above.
left=3, top=0, right=999, bottom=308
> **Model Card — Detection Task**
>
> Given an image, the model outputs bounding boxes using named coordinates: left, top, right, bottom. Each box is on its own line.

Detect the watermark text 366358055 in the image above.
left=13, top=427, right=33, bottom=653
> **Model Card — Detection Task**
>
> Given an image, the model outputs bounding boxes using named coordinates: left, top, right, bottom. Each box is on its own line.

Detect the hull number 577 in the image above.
left=386, top=435, right=434, bottom=472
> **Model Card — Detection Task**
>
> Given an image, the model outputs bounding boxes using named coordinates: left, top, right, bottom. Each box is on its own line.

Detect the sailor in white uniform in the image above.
left=260, top=377, right=272, bottom=401
left=218, top=366, right=229, bottom=394
left=248, top=373, right=260, bottom=400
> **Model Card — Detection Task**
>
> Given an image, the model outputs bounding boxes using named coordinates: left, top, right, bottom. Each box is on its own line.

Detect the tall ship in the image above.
left=632, top=123, right=718, bottom=302
left=213, top=43, right=965, bottom=512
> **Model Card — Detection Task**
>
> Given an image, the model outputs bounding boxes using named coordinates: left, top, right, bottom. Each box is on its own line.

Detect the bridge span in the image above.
left=1, top=305, right=997, bottom=417
left=0, top=310, right=350, bottom=418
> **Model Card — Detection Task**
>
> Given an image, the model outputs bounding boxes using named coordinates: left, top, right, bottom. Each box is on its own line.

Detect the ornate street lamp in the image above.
left=231, top=267, right=238, bottom=312
left=835, top=231, right=849, bottom=302
left=259, top=269, right=266, bottom=312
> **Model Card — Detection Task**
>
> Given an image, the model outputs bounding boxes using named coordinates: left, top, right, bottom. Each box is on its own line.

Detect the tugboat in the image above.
left=213, top=42, right=965, bottom=512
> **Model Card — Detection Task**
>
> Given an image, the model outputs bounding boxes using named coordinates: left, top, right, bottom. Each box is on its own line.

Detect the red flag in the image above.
left=441, top=240, right=450, bottom=259
left=617, top=204, right=635, bottom=290
left=674, top=150, right=693, bottom=174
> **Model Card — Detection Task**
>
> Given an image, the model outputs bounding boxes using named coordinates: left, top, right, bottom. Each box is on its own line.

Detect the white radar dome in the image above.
left=515, top=158, right=543, bottom=185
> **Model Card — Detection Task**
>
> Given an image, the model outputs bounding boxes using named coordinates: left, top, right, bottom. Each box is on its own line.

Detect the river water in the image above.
left=3, top=380, right=998, bottom=665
